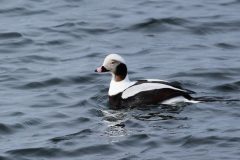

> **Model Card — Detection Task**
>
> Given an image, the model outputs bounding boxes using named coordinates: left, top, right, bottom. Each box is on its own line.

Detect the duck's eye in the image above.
left=111, top=61, right=115, bottom=64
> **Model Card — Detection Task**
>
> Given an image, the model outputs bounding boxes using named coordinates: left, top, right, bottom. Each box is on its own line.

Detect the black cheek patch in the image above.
left=115, top=63, right=127, bottom=79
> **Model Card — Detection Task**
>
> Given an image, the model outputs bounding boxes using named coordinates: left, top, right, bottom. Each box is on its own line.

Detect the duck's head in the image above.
left=95, top=54, right=128, bottom=81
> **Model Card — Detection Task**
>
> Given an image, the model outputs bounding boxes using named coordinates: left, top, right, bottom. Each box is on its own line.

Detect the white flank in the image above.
left=121, top=83, right=184, bottom=99
left=162, top=96, right=200, bottom=105
left=144, top=79, right=168, bottom=82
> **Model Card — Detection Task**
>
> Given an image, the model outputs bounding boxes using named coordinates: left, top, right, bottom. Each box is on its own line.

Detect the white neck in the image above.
left=108, top=74, right=136, bottom=96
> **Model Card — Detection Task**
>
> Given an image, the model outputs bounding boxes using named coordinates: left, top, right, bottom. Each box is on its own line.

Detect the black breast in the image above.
left=109, top=93, right=123, bottom=109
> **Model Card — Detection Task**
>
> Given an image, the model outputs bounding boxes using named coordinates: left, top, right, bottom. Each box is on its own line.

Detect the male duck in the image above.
left=95, top=54, right=198, bottom=109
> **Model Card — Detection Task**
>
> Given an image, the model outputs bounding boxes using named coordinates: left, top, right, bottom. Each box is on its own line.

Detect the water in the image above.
left=0, top=0, right=240, bottom=159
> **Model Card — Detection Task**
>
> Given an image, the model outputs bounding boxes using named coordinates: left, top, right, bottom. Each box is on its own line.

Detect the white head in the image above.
left=95, top=54, right=128, bottom=82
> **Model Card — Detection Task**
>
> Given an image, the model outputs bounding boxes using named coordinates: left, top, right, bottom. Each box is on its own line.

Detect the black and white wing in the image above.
left=121, top=79, right=194, bottom=106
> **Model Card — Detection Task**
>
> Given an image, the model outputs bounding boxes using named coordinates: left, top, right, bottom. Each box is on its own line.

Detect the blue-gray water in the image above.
left=0, top=0, right=240, bottom=160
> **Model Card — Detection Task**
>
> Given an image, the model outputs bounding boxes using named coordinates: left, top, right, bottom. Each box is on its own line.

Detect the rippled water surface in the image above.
left=0, top=0, right=240, bottom=160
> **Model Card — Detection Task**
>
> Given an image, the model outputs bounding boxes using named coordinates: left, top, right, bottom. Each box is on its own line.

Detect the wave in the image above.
left=182, top=135, right=240, bottom=148
left=212, top=81, right=240, bottom=92
left=19, top=73, right=99, bottom=89
left=215, top=43, right=238, bottom=49
left=0, top=6, right=53, bottom=16
left=0, top=37, right=33, bottom=48
left=220, top=0, right=240, bottom=6
left=7, top=144, right=119, bottom=158
left=0, top=123, right=13, bottom=134
left=170, top=68, right=240, bottom=80
left=126, top=17, right=189, bottom=32
left=125, top=16, right=240, bottom=35
left=186, top=20, right=240, bottom=35
left=0, top=122, right=25, bottom=135
left=6, top=147, right=62, bottom=158
left=0, top=32, right=22, bottom=39
left=50, top=129, right=93, bottom=143
left=19, top=55, right=59, bottom=62
left=21, top=78, right=64, bottom=89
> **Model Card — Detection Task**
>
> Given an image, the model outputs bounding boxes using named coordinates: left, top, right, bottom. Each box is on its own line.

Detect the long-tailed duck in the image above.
left=95, top=54, right=198, bottom=109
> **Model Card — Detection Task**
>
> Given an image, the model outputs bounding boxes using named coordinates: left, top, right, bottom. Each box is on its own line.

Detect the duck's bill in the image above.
left=95, top=66, right=109, bottom=73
